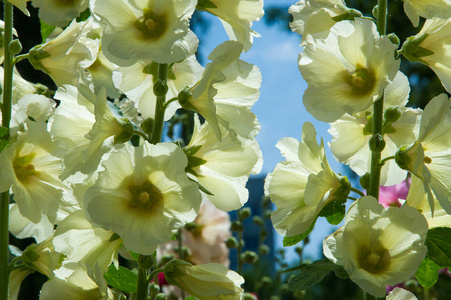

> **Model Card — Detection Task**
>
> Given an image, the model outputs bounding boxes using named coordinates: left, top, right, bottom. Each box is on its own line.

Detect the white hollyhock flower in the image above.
left=84, top=51, right=121, bottom=99
left=323, top=196, right=428, bottom=298
left=91, top=0, right=198, bottom=66
left=9, top=203, right=53, bottom=243
left=8, top=0, right=29, bottom=16
left=164, top=260, right=244, bottom=299
left=40, top=263, right=116, bottom=300
left=401, top=18, right=451, bottom=93
left=181, top=41, right=261, bottom=142
left=395, top=94, right=451, bottom=214
left=0, top=67, right=39, bottom=104
left=28, top=18, right=100, bottom=87
left=197, top=0, right=263, bottom=51
left=265, top=122, right=349, bottom=237
left=0, top=123, right=66, bottom=223
left=185, top=116, right=262, bottom=211
left=113, top=55, right=203, bottom=121
left=85, top=142, right=201, bottom=255
left=329, top=72, right=421, bottom=186
left=402, top=0, right=451, bottom=27
left=53, top=210, right=122, bottom=273
left=289, top=0, right=362, bottom=44
left=299, top=18, right=400, bottom=122
left=31, top=0, right=89, bottom=27
left=386, top=287, right=418, bottom=300
left=406, top=176, right=451, bottom=229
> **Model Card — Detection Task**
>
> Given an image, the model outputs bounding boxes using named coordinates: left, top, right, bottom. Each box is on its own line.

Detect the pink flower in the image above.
left=378, top=178, right=411, bottom=208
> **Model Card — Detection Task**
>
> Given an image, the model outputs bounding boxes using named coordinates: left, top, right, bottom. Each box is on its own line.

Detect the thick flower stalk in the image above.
left=299, top=18, right=399, bottom=122
left=323, top=196, right=428, bottom=298
left=265, top=122, right=349, bottom=237
left=84, top=142, right=202, bottom=255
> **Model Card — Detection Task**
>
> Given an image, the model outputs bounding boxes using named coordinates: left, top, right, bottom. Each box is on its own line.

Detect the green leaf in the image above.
left=283, top=220, right=315, bottom=247
left=76, top=8, right=91, bottom=22
left=426, top=227, right=451, bottom=267
left=288, top=259, right=344, bottom=292
left=415, top=257, right=440, bottom=288
left=0, top=127, right=8, bottom=138
left=104, top=265, right=138, bottom=293
left=40, top=21, right=55, bottom=43
left=319, top=200, right=346, bottom=225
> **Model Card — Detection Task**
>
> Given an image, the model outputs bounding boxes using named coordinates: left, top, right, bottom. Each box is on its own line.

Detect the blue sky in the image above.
left=196, top=1, right=347, bottom=260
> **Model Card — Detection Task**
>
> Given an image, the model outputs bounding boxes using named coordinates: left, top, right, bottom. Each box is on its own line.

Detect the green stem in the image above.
left=379, top=155, right=395, bottom=167
left=150, top=63, right=169, bottom=144
left=368, top=0, right=388, bottom=200
left=136, top=267, right=149, bottom=300
left=237, top=230, right=244, bottom=275
left=1, top=3, right=14, bottom=299
left=134, top=130, right=150, bottom=142
left=350, top=187, right=365, bottom=197
left=13, top=53, right=28, bottom=65
left=163, top=97, right=178, bottom=109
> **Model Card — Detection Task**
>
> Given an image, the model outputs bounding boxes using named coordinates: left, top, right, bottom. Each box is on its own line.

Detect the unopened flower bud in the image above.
left=239, top=207, right=251, bottom=220
left=384, top=105, right=402, bottom=123
left=243, top=293, right=258, bottom=300
left=155, top=293, right=167, bottom=300
left=231, top=220, right=243, bottom=232
left=260, top=276, right=273, bottom=287
left=252, top=216, right=264, bottom=226
left=387, top=33, right=400, bottom=47
left=153, top=80, right=168, bottom=97
left=138, top=254, right=155, bottom=270
left=141, top=117, right=153, bottom=135
left=359, top=173, right=371, bottom=190
left=369, top=133, right=385, bottom=153
left=9, top=39, right=22, bottom=55
left=225, top=237, right=238, bottom=248
left=241, top=251, right=258, bottom=264
left=259, top=244, right=270, bottom=255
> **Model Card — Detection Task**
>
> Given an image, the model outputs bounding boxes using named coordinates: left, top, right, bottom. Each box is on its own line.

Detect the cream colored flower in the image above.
left=289, top=0, right=361, bottom=44
left=185, top=115, right=262, bottom=211
left=0, top=67, right=39, bottom=104
left=386, top=288, right=418, bottom=300
left=395, top=94, right=451, bottom=214
left=53, top=210, right=122, bottom=273
left=181, top=41, right=261, bottom=142
left=329, top=72, right=421, bottom=186
left=401, top=18, right=451, bottom=93
left=84, top=50, right=121, bottom=99
left=9, top=203, right=53, bottom=243
left=40, top=263, right=117, bottom=300
left=31, top=0, right=89, bottom=27
left=113, top=55, right=203, bottom=121
left=197, top=0, right=263, bottom=51
left=164, top=260, right=244, bottom=299
left=323, top=196, right=428, bottom=298
left=406, top=176, right=451, bottom=228
left=28, top=18, right=99, bottom=87
left=265, top=122, right=349, bottom=237
left=85, top=142, right=201, bottom=254
left=299, top=18, right=400, bottom=122
left=0, top=123, right=66, bottom=223
left=91, top=0, right=198, bottom=65
left=8, top=0, right=30, bottom=16
left=402, top=0, right=451, bottom=27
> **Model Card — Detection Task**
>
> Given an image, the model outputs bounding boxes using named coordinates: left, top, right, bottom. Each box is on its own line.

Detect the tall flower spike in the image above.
left=91, top=0, right=198, bottom=66
left=401, top=18, right=451, bottom=93
left=265, top=122, right=349, bottom=237
left=323, top=196, right=428, bottom=298
left=84, top=142, right=201, bottom=255
left=329, top=71, right=421, bottom=186
left=299, top=18, right=399, bottom=122
left=395, top=94, right=451, bottom=214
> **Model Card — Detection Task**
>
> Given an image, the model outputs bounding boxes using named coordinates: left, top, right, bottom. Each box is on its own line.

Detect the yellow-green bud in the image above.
left=259, top=244, right=270, bottom=255
left=369, top=133, right=385, bottom=153
left=394, top=145, right=413, bottom=171
left=153, top=80, right=168, bottom=97
left=384, top=105, right=402, bottom=123
left=225, top=237, right=238, bottom=248
left=359, top=173, right=371, bottom=190
left=231, top=220, right=243, bottom=232
left=260, top=276, right=273, bottom=287
left=177, top=87, right=197, bottom=112
left=243, top=293, right=258, bottom=300
left=138, top=254, right=155, bottom=270
left=387, top=33, right=400, bottom=47
left=252, top=216, right=264, bottom=226
left=155, top=293, right=166, bottom=300
left=141, top=117, right=153, bottom=135
left=241, top=251, right=258, bottom=264
left=239, top=207, right=251, bottom=220
left=9, top=39, right=22, bottom=55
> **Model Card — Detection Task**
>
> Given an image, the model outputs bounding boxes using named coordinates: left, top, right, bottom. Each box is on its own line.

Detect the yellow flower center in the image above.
left=343, top=64, right=376, bottom=97
left=13, top=153, right=39, bottom=185
left=358, top=245, right=390, bottom=274
left=135, top=9, right=167, bottom=41
left=128, top=180, right=163, bottom=212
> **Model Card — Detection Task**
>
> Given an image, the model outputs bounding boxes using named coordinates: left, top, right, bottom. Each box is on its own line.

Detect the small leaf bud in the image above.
left=252, top=216, right=264, bottom=226
left=369, top=133, right=385, bottom=153
left=9, top=39, right=22, bottom=55
left=243, top=293, right=257, bottom=300
left=231, top=220, right=243, bottom=232
left=241, top=251, right=258, bottom=264
left=225, top=237, right=238, bottom=248
left=149, top=283, right=160, bottom=294
left=359, top=173, right=371, bottom=190
left=239, top=207, right=251, bottom=220
left=138, top=254, right=155, bottom=270
left=394, top=145, right=413, bottom=171
left=384, top=105, right=402, bottom=123
left=153, top=80, right=168, bottom=97
left=155, top=293, right=167, bottom=300
left=259, top=244, right=270, bottom=255
left=141, top=117, right=153, bottom=135
left=387, top=33, right=400, bottom=47
left=260, top=276, right=273, bottom=287
left=264, top=210, right=272, bottom=219
left=372, top=5, right=378, bottom=19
